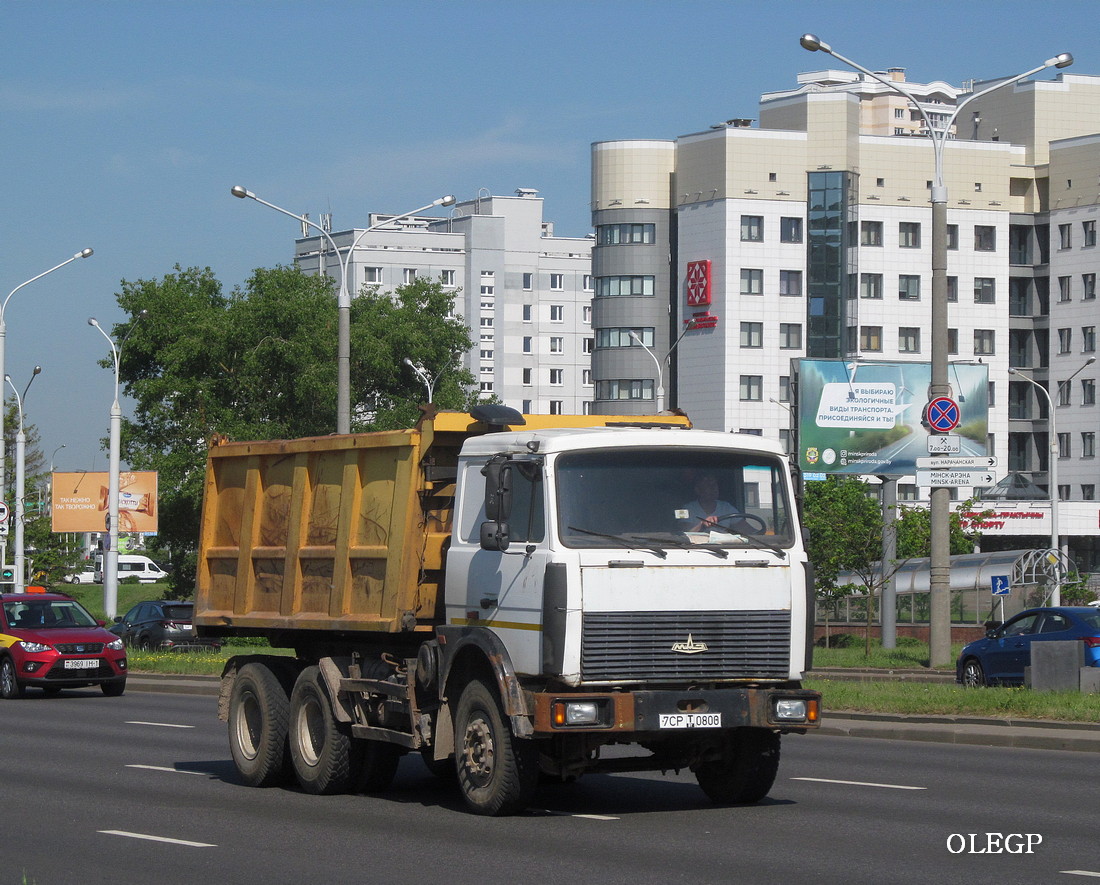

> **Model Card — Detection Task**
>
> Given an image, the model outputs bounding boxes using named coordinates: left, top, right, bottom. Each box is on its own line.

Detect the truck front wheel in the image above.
left=288, top=666, right=356, bottom=795
left=454, top=678, right=538, bottom=816
left=694, top=729, right=781, bottom=805
left=228, top=662, right=291, bottom=787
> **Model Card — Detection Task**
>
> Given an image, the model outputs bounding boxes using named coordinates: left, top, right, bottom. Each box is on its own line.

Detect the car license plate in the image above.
left=659, top=713, right=721, bottom=729
left=63, top=659, right=99, bottom=670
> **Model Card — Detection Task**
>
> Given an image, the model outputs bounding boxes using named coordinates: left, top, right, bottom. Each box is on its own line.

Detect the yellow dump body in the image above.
left=194, top=410, right=690, bottom=636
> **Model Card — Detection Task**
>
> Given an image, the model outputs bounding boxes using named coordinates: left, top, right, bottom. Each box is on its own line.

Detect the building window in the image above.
left=740, top=268, right=763, bottom=295
left=974, top=329, right=996, bottom=356
left=596, top=275, right=655, bottom=297
left=480, top=271, right=495, bottom=295
left=582, top=369, right=592, bottom=386
left=582, top=337, right=593, bottom=354
left=1084, top=326, right=1096, bottom=353
left=779, top=323, right=802, bottom=349
left=549, top=273, right=564, bottom=291
left=1059, top=276, right=1072, bottom=302
left=582, top=305, right=591, bottom=324
left=1059, top=379, right=1072, bottom=406
left=740, top=322, right=763, bottom=348
left=947, top=276, right=958, bottom=302
left=1083, top=379, right=1096, bottom=406
left=780, top=270, right=802, bottom=296
left=1058, top=432, right=1071, bottom=459
left=974, top=226, right=996, bottom=251
left=1059, top=328, right=1073, bottom=354
left=898, top=327, right=921, bottom=353
left=479, top=316, right=493, bottom=328
left=948, top=328, right=958, bottom=355
left=740, top=215, right=764, bottom=242
left=1084, top=484, right=1096, bottom=500
left=550, top=400, right=563, bottom=415
left=1084, top=432, right=1097, bottom=458
left=860, top=326, right=883, bottom=352
left=583, top=274, right=594, bottom=291
left=522, top=272, right=533, bottom=290
left=550, top=304, right=564, bottom=322
left=522, top=368, right=532, bottom=385
left=596, top=327, right=652, bottom=348
left=974, top=278, right=996, bottom=303
left=780, top=217, right=803, bottom=243
left=549, top=337, right=564, bottom=354
left=860, top=273, right=883, bottom=300
left=860, top=220, right=883, bottom=246
left=523, top=304, right=532, bottom=322
left=899, top=222, right=921, bottom=248
left=1059, top=223, right=1072, bottom=250
left=364, top=266, right=383, bottom=284
left=523, top=336, right=532, bottom=354
left=899, top=275, right=921, bottom=301
left=1084, top=273, right=1097, bottom=300
left=522, top=399, right=531, bottom=412
left=1084, top=220, right=1097, bottom=248
left=946, top=225, right=959, bottom=250
left=440, top=269, right=456, bottom=287
left=739, top=375, right=763, bottom=401
left=596, top=223, right=655, bottom=245
left=779, top=429, right=793, bottom=454
left=595, top=379, right=654, bottom=400
left=549, top=369, right=564, bottom=386
left=403, top=268, right=417, bottom=284
left=480, top=382, right=494, bottom=392
left=779, top=375, right=791, bottom=402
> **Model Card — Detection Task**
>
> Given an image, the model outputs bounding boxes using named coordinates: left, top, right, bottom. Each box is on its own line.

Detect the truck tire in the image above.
left=288, top=666, right=356, bottom=795
left=454, top=678, right=538, bottom=816
left=229, top=662, right=291, bottom=788
left=695, top=729, right=781, bottom=805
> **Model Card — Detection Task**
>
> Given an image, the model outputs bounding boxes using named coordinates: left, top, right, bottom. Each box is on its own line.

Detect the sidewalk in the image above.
left=125, top=672, right=1100, bottom=754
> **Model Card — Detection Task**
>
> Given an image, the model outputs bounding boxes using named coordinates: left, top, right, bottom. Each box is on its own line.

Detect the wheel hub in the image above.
left=462, top=716, right=495, bottom=785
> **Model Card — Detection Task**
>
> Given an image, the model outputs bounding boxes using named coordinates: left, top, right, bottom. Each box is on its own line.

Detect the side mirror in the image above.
left=483, top=458, right=513, bottom=521
left=480, top=520, right=511, bottom=551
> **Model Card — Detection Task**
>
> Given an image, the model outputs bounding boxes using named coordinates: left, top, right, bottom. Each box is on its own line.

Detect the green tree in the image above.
left=107, top=265, right=476, bottom=595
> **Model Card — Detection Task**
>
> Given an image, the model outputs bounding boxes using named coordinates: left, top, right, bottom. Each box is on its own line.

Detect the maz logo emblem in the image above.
left=670, top=634, right=708, bottom=654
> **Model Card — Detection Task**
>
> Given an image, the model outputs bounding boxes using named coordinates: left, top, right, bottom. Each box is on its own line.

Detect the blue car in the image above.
left=956, top=606, right=1100, bottom=687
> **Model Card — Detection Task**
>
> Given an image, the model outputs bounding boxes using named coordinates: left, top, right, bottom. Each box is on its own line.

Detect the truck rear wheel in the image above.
left=289, top=666, right=356, bottom=795
left=229, top=662, right=291, bottom=787
left=694, top=729, right=781, bottom=805
left=454, top=678, right=538, bottom=816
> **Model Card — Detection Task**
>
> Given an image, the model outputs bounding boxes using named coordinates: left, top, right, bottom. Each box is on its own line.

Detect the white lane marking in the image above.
left=791, top=776, right=926, bottom=791
left=1062, top=873, right=1100, bottom=879
left=99, top=830, right=216, bottom=848
left=126, top=721, right=194, bottom=729
left=535, top=810, right=620, bottom=820
left=126, top=764, right=205, bottom=775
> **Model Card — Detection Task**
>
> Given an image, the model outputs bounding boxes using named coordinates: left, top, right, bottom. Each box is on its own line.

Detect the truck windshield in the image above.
left=556, top=447, right=794, bottom=550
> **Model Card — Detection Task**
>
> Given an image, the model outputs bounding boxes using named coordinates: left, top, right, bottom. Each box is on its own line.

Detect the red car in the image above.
left=0, top=592, right=127, bottom=698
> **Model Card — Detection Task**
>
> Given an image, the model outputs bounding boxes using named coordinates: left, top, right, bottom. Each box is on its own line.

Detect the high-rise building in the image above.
left=293, top=189, right=594, bottom=415
left=592, top=67, right=1100, bottom=570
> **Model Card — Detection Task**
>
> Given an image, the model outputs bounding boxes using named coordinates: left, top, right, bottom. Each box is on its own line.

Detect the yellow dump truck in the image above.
left=195, top=405, right=820, bottom=815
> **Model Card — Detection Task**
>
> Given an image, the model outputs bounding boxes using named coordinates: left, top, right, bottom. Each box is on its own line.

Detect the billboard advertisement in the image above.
left=795, top=359, right=989, bottom=477
left=51, top=471, right=158, bottom=534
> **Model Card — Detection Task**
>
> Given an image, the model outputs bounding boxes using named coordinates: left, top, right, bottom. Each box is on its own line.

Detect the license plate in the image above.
left=63, top=659, right=99, bottom=670
left=659, top=713, right=722, bottom=729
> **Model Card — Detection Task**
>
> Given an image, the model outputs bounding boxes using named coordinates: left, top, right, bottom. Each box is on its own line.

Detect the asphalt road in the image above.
left=3, top=689, right=1098, bottom=885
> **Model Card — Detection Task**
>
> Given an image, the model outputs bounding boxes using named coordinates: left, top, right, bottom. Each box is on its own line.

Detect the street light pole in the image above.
left=232, top=188, right=456, bottom=435
left=630, top=318, right=703, bottom=414
left=1009, top=357, right=1095, bottom=604
left=799, top=34, right=1072, bottom=666
left=403, top=358, right=436, bottom=403
left=6, top=366, right=40, bottom=593
left=88, top=312, right=147, bottom=620
left=1, top=249, right=93, bottom=510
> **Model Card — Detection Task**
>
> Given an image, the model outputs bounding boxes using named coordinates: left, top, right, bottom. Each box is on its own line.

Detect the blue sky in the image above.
left=3, top=0, right=1095, bottom=473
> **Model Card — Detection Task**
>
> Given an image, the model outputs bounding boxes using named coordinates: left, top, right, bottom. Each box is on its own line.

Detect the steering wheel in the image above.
left=711, top=512, right=768, bottom=535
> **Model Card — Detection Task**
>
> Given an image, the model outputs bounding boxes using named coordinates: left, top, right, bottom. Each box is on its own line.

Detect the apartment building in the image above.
left=293, top=189, right=594, bottom=415
left=592, top=68, right=1100, bottom=570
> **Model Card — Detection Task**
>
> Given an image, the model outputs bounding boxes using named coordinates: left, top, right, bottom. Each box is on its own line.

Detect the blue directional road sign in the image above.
left=926, top=396, right=961, bottom=432
left=991, top=575, right=1010, bottom=596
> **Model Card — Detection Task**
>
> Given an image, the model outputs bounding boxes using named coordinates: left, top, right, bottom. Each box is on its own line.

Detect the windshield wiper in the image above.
left=706, top=529, right=786, bottom=559
left=566, top=525, right=668, bottom=559
left=632, top=532, right=728, bottom=559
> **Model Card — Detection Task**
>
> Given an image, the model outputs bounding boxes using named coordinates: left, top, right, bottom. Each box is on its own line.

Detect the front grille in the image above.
left=45, top=662, right=115, bottom=680
left=55, top=643, right=105, bottom=654
left=581, top=610, right=791, bottom=682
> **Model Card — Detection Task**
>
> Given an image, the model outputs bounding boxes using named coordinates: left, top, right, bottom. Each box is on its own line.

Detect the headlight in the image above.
left=774, top=698, right=808, bottom=721
left=551, top=699, right=607, bottom=727
left=107, top=638, right=125, bottom=651
left=19, top=641, right=51, bottom=653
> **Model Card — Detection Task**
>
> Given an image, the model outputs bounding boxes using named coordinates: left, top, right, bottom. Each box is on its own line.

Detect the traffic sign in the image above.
left=916, top=469, right=998, bottom=487
left=991, top=575, right=1010, bottom=596
left=915, top=456, right=999, bottom=470
left=925, top=397, right=961, bottom=432
left=926, top=434, right=960, bottom=454
left=0, top=501, right=7, bottom=523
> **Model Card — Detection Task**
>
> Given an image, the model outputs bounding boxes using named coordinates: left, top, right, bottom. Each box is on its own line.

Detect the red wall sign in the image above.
left=686, top=260, right=711, bottom=306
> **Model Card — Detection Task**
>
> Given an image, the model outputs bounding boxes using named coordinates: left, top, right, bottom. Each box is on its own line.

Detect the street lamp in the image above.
left=5, top=366, right=41, bottom=593
left=1009, top=356, right=1095, bottom=605
left=800, top=34, right=1072, bottom=667
left=88, top=311, right=147, bottom=620
left=1, top=249, right=93, bottom=509
left=403, top=358, right=437, bottom=403
left=629, top=318, right=705, bottom=414
left=231, top=187, right=456, bottom=435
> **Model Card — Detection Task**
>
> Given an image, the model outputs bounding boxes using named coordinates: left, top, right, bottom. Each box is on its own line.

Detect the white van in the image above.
left=93, top=554, right=167, bottom=584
